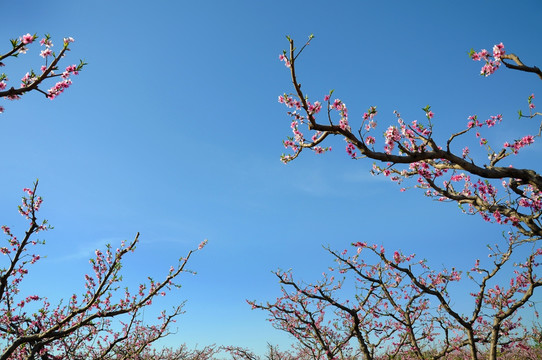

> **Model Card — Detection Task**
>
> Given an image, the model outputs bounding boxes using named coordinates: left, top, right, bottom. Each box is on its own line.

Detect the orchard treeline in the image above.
left=1, top=33, right=541, bottom=359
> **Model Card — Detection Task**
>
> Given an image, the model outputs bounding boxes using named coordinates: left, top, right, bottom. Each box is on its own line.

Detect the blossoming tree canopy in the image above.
left=279, top=36, right=541, bottom=243
left=0, top=181, right=208, bottom=359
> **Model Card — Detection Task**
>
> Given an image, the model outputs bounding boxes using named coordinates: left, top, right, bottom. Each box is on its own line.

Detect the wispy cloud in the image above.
left=52, top=237, right=124, bottom=262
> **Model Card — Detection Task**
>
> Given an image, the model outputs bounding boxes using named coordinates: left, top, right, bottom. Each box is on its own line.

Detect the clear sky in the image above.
left=1, top=0, right=542, bottom=355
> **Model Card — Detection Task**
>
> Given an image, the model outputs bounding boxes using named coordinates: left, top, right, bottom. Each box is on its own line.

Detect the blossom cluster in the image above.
left=279, top=92, right=332, bottom=162
left=470, top=43, right=505, bottom=76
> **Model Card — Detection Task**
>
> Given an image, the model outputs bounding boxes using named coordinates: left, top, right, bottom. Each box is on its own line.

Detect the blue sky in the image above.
left=1, top=0, right=542, bottom=355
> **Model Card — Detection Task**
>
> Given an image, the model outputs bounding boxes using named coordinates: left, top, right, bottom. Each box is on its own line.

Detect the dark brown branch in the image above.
left=501, top=54, right=542, bottom=81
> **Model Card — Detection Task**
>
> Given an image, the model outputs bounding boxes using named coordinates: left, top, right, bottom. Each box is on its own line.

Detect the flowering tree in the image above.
left=0, top=33, right=85, bottom=113
left=0, top=34, right=208, bottom=359
left=251, top=36, right=542, bottom=360
left=251, top=240, right=542, bottom=360
left=0, top=185, right=207, bottom=359
left=278, top=36, right=541, bottom=240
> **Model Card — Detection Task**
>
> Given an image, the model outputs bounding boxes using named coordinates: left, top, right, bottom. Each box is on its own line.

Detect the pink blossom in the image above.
left=198, top=239, right=208, bottom=250
left=521, top=135, right=535, bottom=145
left=492, top=42, right=505, bottom=59
left=481, top=60, right=501, bottom=76
left=278, top=54, right=290, bottom=68
left=308, top=101, right=322, bottom=114
left=65, top=64, right=79, bottom=74
left=40, top=49, right=53, bottom=58
left=21, top=33, right=34, bottom=44
left=40, top=38, right=53, bottom=47
left=313, top=146, right=324, bottom=154
left=385, top=126, right=400, bottom=142
left=504, top=135, right=535, bottom=154
left=346, top=143, right=356, bottom=158
left=46, top=79, right=72, bottom=99
left=339, top=117, right=350, bottom=131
